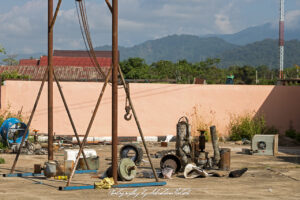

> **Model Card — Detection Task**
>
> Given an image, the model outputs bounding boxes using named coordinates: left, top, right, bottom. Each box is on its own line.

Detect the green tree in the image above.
left=2, top=54, right=18, bottom=66
left=150, top=60, right=176, bottom=80
left=120, top=57, right=150, bottom=79
left=0, top=45, right=5, bottom=55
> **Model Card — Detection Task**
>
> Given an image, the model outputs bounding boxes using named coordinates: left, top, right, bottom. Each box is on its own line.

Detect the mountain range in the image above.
left=3, top=23, right=300, bottom=68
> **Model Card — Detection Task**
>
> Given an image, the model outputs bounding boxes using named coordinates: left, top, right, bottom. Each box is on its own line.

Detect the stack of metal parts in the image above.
left=160, top=117, right=231, bottom=179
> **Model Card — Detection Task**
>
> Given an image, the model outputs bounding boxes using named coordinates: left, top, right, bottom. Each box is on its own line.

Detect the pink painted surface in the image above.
left=2, top=81, right=300, bottom=136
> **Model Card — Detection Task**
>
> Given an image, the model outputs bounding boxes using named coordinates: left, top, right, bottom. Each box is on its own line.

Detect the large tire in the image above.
left=119, top=144, right=143, bottom=166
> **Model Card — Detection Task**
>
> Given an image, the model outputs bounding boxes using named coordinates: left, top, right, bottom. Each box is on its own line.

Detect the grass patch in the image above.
left=229, top=112, right=278, bottom=141
left=0, top=157, right=5, bottom=164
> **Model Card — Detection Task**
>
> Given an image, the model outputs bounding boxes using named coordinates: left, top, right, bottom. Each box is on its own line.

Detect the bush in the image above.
left=229, top=113, right=274, bottom=141
left=188, top=106, right=215, bottom=141
left=285, top=127, right=297, bottom=139
left=296, top=134, right=300, bottom=143
left=0, top=141, right=8, bottom=150
left=0, top=106, right=26, bottom=127
left=0, top=157, right=5, bottom=164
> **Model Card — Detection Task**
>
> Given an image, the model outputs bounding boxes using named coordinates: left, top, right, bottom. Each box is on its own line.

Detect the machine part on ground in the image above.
left=34, top=164, right=42, bottom=174
left=184, top=163, right=208, bottom=178
left=251, top=135, right=278, bottom=156
left=176, top=116, right=192, bottom=170
left=0, top=118, right=29, bottom=146
left=199, top=130, right=206, bottom=152
left=197, top=152, right=207, bottom=167
left=33, top=130, right=39, bottom=143
left=161, top=142, right=168, bottom=147
left=205, top=157, right=213, bottom=169
left=77, top=156, right=99, bottom=170
left=155, top=150, right=176, bottom=158
left=44, top=161, right=57, bottom=178
left=120, top=144, right=143, bottom=165
left=219, top=148, right=231, bottom=171
left=161, top=167, right=173, bottom=179
left=118, top=158, right=137, bottom=181
left=210, top=126, right=220, bottom=165
left=64, top=160, right=75, bottom=177
left=229, top=168, right=248, bottom=178
left=160, top=154, right=181, bottom=173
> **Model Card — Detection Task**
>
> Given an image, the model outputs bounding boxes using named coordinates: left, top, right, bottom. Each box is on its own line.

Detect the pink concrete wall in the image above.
left=1, top=80, right=300, bottom=137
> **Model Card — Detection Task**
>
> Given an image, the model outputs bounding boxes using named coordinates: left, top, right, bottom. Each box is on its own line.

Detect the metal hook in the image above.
left=124, top=105, right=132, bottom=121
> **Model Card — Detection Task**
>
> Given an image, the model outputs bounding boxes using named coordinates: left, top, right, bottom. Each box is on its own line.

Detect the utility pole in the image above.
left=279, top=0, right=285, bottom=79
left=48, top=0, right=54, bottom=161
left=112, top=0, right=118, bottom=184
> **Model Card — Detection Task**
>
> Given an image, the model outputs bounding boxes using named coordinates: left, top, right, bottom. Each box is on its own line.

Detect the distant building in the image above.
left=0, top=50, right=112, bottom=81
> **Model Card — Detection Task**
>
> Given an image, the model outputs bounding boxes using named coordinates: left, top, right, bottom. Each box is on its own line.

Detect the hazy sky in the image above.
left=0, top=0, right=299, bottom=54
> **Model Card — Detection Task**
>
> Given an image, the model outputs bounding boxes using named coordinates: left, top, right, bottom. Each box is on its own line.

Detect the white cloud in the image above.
left=0, top=0, right=299, bottom=54
left=215, top=14, right=234, bottom=34
left=286, top=10, right=300, bottom=29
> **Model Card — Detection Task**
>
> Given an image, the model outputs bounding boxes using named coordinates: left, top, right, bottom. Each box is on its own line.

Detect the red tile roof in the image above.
left=11, top=50, right=112, bottom=81
left=19, top=59, right=39, bottom=66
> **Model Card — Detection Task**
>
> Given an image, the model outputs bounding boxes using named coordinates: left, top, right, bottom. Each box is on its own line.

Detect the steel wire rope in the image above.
left=75, top=0, right=106, bottom=78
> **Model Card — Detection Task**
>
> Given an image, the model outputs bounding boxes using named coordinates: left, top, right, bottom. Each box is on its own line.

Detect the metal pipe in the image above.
left=66, top=67, right=112, bottom=186
left=112, top=0, right=118, bottom=184
left=210, top=125, right=220, bottom=164
left=118, top=65, right=159, bottom=182
left=48, top=0, right=54, bottom=161
left=10, top=67, right=49, bottom=173
left=105, top=0, right=113, bottom=13
left=106, top=2, right=158, bottom=182
left=53, top=71, right=90, bottom=170
left=49, top=0, right=62, bottom=31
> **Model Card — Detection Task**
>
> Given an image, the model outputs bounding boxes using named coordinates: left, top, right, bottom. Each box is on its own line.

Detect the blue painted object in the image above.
left=59, top=185, right=95, bottom=191
left=59, top=181, right=167, bottom=191
left=0, top=118, right=29, bottom=144
left=112, top=181, right=167, bottom=188
left=74, top=170, right=97, bottom=174
left=3, top=173, right=44, bottom=177
left=2, top=170, right=97, bottom=178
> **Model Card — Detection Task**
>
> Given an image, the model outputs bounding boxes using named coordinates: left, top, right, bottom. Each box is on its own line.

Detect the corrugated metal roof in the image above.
left=39, top=56, right=112, bottom=67
left=0, top=66, right=110, bottom=81
left=53, top=50, right=113, bottom=58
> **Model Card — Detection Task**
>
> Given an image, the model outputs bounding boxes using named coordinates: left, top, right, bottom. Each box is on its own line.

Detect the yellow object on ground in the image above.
left=94, top=177, right=114, bottom=189
left=54, top=176, right=68, bottom=180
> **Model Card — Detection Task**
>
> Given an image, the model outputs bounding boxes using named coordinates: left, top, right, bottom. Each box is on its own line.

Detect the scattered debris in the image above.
left=154, top=150, right=176, bottom=158
left=219, top=148, right=231, bottom=171
left=118, top=158, right=137, bottom=181
left=161, top=141, right=168, bottom=147
left=160, top=154, right=181, bottom=174
left=235, top=141, right=243, bottom=145
left=161, top=167, right=173, bottom=179
left=184, top=163, right=208, bottom=178
left=119, top=143, right=143, bottom=165
left=242, top=139, right=251, bottom=145
left=210, top=125, right=220, bottom=165
left=242, top=148, right=252, bottom=155
left=229, top=168, right=248, bottom=178
left=95, top=177, right=114, bottom=189
left=176, top=116, right=192, bottom=169
left=77, top=156, right=99, bottom=170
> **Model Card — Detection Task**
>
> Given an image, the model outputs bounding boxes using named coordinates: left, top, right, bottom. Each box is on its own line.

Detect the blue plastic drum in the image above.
left=0, top=118, right=29, bottom=144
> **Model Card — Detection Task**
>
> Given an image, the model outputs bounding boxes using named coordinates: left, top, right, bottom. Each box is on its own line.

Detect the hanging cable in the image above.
left=75, top=0, right=106, bottom=78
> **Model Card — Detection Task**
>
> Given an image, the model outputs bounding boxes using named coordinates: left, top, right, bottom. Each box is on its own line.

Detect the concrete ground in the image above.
left=0, top=142, right=299, bottom=200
